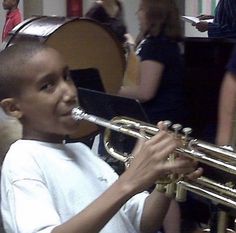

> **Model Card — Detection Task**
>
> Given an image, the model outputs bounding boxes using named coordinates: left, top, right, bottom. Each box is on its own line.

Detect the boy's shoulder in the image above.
left=3, top=140, right=96, bottom=166
left=1, top=140, right=95, bottom=178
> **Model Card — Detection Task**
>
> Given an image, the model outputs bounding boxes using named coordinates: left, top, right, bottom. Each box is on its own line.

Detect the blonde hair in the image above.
left=141, top=0, right=182, bottom=39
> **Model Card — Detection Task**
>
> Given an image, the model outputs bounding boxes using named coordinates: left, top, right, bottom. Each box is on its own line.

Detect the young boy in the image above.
left=0, top=41, right=202, bottom=233
left=2, top=0, right=22, bottom=42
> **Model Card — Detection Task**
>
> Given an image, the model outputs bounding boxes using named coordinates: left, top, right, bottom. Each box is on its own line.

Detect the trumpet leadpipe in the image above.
left=72, top=107, right=122, bottom=132
left=72, top=107, right=157, bottom=139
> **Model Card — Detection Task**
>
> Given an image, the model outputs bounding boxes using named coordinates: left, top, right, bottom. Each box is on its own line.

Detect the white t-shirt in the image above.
left=1, top=140, right=148, bottom=233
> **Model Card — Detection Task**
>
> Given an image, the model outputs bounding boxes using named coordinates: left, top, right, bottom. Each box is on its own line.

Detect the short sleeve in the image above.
left=137, top=37, right=175, bottom=65
left=121, top=191, right=149, bottom=232
left=1, top=148, right=60, bottom=233
left=3, top=179, right=61, bottom=233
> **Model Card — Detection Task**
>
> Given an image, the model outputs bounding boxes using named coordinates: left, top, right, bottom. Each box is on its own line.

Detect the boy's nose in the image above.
left=61, top=82, right=78, bottom=103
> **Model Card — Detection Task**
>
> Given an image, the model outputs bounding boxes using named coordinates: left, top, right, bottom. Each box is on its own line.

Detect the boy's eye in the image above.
left=40, top=82, right=54, bottom=91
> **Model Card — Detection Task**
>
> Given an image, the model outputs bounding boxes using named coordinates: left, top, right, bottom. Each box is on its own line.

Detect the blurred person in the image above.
left=119, top=0, right=189, bottom=137
left=85, top=0, right=134, bottom=51
left=85, top=0, right=136, bottom=176
left=193, top=0, right=236, bottom=38
left=2, top=0, right=22, bottom=42
left=118, top=1, right=191, bottom=232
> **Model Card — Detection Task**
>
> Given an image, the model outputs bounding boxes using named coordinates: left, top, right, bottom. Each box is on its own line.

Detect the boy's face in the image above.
left=15, top=48, right=79, bottom=142
left=2, top=0, right=17, bottom=10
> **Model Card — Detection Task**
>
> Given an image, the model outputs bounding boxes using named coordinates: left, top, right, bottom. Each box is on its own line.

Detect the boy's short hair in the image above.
left=0, top=42, right=50, bottom=101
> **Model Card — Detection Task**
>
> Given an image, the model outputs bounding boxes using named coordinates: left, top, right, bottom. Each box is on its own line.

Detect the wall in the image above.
left=24, top=0, right=66, bottom=18
left=43, top=0, right=66, bottom=16
left=24, top=0, right=43, bottom=19
left=0, top=0, right=219, bottom=47
left=184, top=0, right=208, bottom=38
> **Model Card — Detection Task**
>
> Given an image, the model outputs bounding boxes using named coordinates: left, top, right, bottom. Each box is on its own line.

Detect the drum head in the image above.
left=46, top=18, right=125, bottom=94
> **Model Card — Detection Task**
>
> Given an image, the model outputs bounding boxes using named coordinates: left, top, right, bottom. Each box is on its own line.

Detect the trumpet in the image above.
left=72, top=107, right=236, bottom=232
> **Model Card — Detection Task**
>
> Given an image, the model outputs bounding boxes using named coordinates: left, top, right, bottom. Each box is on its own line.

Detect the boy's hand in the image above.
left=122, top=121, right=201, bottom=193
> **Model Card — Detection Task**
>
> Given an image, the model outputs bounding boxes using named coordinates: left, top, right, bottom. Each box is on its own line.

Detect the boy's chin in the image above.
left=66, top=120, right=98, bottom=140
left=64, top=121, right=81, bottom=133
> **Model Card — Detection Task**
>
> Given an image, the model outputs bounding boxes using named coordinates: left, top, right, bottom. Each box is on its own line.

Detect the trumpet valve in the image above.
left=172, top=124, right=182, bottom=138
left=175, top=182, right=187, bottom=202
left=155, top=183, right=166, bottom=193
left=182, top=127, right=192, bottom=145
left=163, top=120, right=172, bottom=128
left=166, top=182, right=176, bottom=197
left=182, top=127, right=192, bottom=137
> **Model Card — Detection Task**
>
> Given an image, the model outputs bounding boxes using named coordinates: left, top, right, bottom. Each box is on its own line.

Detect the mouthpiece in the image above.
left=71, top=107, right=85, bottom=121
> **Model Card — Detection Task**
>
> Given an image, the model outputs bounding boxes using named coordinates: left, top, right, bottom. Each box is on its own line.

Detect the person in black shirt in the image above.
left=85, top=0, right=134, bottom=48
left=194, top=0, right=236, bottom=38
left=119, top=0, right=189, bottom=128
left=119, top=1, right=191, bottom=232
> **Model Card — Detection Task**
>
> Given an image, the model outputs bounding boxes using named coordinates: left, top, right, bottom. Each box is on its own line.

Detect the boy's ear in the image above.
left=0, top=98, right=23, bottom=119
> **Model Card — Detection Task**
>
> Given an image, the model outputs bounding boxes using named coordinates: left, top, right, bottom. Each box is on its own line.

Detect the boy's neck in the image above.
left=22, top=129, right=66, bottom=144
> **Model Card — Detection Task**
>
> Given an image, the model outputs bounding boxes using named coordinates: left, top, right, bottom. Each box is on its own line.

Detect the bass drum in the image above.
left=4, top=16, right=126, bottom=139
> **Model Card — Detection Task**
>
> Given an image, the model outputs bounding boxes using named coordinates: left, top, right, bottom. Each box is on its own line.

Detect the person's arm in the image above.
left=119, top=60, right=164, bottom=102
left=13, top=9, right=22, bottom=26
left=194, top=21, right=236, bottom=38
left=140, top=160, right=202, bottom=233
left=207, top=22, right=236, bottom=38
left=207, top=0, right=236, bottom=38
left=216, top=72, right=236, bottom=146
left=52, top=129, right=200, bottom=233
left=140, top=190, right=172, bottom=231
left=51, top=130, right=174, bottom=233
left=162, top=200, right=181, bottom=233
left=51, top=178, right=137, bottom=233
left=3, top=129, right=200, bottom=233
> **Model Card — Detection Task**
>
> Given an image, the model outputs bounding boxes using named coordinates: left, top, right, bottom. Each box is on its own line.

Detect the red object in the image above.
left=2, top=8, right=22, bottom=41
left=67, top=0, right=83, bottom=17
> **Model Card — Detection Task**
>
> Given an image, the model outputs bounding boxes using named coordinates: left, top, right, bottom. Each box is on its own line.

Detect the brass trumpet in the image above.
left=72, top=107, right=236, bottom=232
